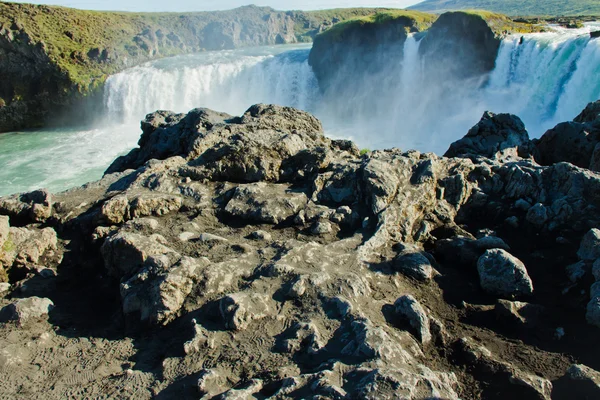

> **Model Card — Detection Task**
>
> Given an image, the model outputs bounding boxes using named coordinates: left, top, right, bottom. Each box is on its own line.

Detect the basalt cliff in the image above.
left=0, top=101, right=600, bottom=398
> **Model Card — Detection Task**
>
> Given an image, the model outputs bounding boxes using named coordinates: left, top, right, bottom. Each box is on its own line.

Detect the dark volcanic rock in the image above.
left=445, top=111, right=535, bottom=160
left=419, top=12, right=501, bottom=81
left=535, top=100, right=600, bottom=171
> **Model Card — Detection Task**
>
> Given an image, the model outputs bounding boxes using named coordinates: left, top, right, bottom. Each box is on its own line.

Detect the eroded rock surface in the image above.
left=1, top=103, right=599, bottom=399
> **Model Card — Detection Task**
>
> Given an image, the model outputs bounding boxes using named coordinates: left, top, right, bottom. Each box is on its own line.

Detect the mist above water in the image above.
left=1, top=24, right=599, bottom=196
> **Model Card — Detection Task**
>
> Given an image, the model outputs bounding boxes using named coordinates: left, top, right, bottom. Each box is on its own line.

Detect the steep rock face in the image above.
left=308, top=13, right=434, bottom=93
left=535, top=100, right=600, bottom=171
left=419, top=12, right=500, bottom=81
left=307, top=11, right=520, bottom=108
left=1, top=103, right=600, bottom=398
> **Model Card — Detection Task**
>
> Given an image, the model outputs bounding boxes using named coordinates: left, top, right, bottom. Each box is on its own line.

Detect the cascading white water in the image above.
left=484, top=23, right=600, bottom=132
left=104, top=45, right=319, bottom=124
left=1, top=24, right=599, bottom=196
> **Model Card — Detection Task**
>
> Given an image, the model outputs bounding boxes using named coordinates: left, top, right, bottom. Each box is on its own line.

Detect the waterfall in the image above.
left=104, top=45, right=319, bottom=124
left=484, top=25, right=600, bottom=133
left=102, top=27, right=600, bottom=153
left=2, top=26, right=600, bottom=196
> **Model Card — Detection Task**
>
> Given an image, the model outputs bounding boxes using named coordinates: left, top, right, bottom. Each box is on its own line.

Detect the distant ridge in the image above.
left=409, top=0, right=600, bottom=16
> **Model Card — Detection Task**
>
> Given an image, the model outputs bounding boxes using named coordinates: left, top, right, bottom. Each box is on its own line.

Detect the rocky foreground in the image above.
left=1, top=103, right=600, bottom=399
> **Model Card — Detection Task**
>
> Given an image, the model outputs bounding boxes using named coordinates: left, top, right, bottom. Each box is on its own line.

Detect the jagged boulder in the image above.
left=535, top=100, right=600, bottom=170
left=0, top=296, right=54, bottom=324
left=394, top=295, right=432, bottom=344
left=1, top=226, right=59, bottom=270
left=0, top=189, right=52, bottom=223
left=445, top=111, right=534, bottom=160
left=219, top=292, right=276, bottom=331
left=553, top=364, right=600, bottom=399
left=120, top=256, right=209, bottom=325
left=578, top=228, right=600, bottom=261
left=477, top=249, right=534, bottom=298
left=101, top=232, right=179, bottom=278
left=574, top=100, right=600, bottom=123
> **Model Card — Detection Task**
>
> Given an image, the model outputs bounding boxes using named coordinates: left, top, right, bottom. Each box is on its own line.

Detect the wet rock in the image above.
left=574, top=100, right=600, bottom=123
left=586, top=282, right=600, bottom=327
left=578, top=228, right=600, bottom=260
left=590, top=143, right=600, bottom=172
left=392, top=252, right=433, bottom=281
left=394, top=295, right=432, bottom=344
left=445, top=111, right=534, bottom=160
left=535, top=115, right=600, bottom=169
left=0, top=296, right=54, bottom=324
left=224, top=183, right=308, bottom=224
left=219, top=292, right=276, bottom=331
left=434, top=235, right=509, bottom=270
left=566, top=261, right=588, bottom=283
left=477, top=249, right=533, bottom=298
left=0, top=189, right=52, bottom=223
left=592, top=259, right=600, bottom=281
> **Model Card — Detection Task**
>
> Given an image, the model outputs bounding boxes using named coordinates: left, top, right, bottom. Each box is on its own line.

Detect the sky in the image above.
left=4, top=0, right=421, bottom=12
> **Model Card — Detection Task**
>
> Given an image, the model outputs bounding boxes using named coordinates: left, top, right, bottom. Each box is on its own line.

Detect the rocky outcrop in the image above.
left=308, top=12, right=435, bottom=93
left=445, top=111, right=536, bottom=160
left=1, top=102, right=600, bottom=398
left=535, top=100, right=600, bottom=171
left=419, top=12, right=502, bottom=81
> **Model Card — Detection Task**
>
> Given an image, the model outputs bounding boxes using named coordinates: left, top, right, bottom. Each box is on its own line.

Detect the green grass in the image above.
left=458, top=10, right=546, bottom=34
left=359, top=148, right=370, bottom=156
left=0, top=2, right=397, bottom=97
left=409, top=0, right=600, bottom=17
left=317, top=10, right=438, bottom=42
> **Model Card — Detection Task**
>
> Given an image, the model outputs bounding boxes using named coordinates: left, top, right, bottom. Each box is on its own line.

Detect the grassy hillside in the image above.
left=318, top=10, right=438, bottom=42
left=0, top=2, right=390, bottom=93
left=409, top=0, right=600, bottom=16
left=0, top=1, right=393, bottom=131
